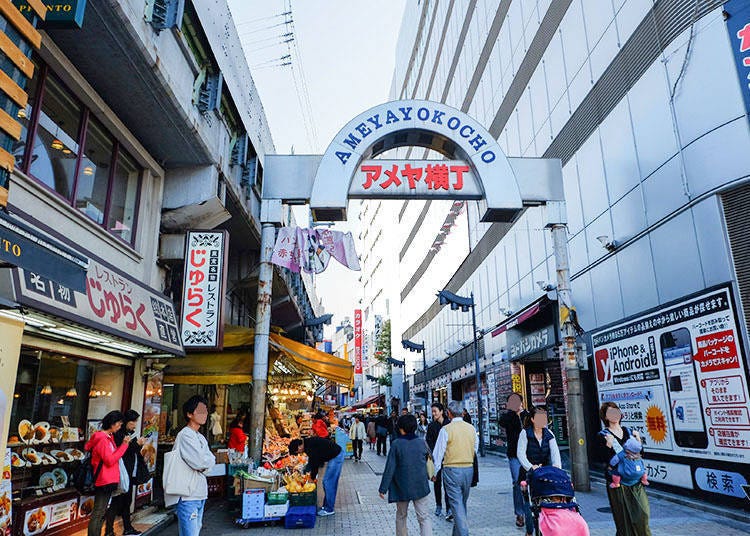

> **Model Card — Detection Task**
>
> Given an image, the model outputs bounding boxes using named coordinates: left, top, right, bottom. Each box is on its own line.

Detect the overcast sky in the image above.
left=227, top=0, right=407, bottom=335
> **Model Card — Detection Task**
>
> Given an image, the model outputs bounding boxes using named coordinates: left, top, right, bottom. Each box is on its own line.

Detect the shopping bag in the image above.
left=426, top=454, right=435, bottom=480
left=113, top=458, right=130, bottom=496
left=163, top=441, right=198, bottom=497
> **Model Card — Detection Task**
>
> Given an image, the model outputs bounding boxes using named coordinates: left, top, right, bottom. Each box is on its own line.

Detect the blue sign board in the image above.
left=725, top=0, right=750, bottom=118
left=13, top=1, right=87, bottom=29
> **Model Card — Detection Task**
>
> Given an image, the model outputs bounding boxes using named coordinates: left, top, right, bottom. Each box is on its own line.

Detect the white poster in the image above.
left=181, top=231, right=228, bottom=349
left=593, top=286, right=750, bottom=465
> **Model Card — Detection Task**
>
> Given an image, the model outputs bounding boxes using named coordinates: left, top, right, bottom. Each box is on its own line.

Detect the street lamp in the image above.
left=437, top=290, right=485, bottom=456
left=402, top=339, right=428, bottom=406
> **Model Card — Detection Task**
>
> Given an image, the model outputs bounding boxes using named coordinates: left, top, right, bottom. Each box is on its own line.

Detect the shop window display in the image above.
left=9, top=348, right=126, bottom=506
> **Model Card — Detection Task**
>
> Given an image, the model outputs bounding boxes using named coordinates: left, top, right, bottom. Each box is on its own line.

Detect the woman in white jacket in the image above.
left=164, top=395, right=216, bottom=536
left=349, top=414, right=367, bottom=462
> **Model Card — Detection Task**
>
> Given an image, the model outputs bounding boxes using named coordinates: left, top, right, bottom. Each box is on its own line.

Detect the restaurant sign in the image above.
left=180, top=230, right=228, bottom=349
left=12, top=258, right=183, bottom=354
left=13, top=0, right=87, bottom=29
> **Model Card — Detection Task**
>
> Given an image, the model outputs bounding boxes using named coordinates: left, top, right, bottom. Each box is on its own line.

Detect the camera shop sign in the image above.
left=507, top=325, right=556, bottom=361
left=592, top=285, right=750, bottom=496
left=180, top=231, right=228, bottom=349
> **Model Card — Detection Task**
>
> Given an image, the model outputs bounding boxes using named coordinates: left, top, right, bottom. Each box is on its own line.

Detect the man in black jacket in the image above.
left=498, top=393, right=528, bottom=528
left=425, top=402, right=450, bottom=517
left=289, top=437, right=343, bottom=517
left=105, top=410, right=146, bottom=536
left=374, top=409, right=390, bottom=456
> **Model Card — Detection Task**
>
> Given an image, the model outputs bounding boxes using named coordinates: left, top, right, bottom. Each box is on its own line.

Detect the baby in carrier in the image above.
left=607, top=436, right=649, bottom=488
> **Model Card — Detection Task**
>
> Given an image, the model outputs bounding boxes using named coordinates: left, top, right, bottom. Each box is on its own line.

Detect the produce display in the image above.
left=282, top=471, right=315, bottom=493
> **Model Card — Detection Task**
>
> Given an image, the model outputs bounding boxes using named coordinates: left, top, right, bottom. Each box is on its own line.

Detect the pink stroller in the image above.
left=525, top=466, right=590, bottom=536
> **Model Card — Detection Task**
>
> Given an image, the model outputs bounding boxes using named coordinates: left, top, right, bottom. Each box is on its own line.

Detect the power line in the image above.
left=234, top=10, right=291, bottom=27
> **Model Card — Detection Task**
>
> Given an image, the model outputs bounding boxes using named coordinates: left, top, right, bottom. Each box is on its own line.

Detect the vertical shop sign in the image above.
left=0, top=317, right=22, bottom=457
left=725, top=0, right=750, bottom=121
left=592, top=284, right=750, bottom=494
left=181, top=231, right=229, bottom=349
left=0, top=449, right=11, bottom=536
left=354, top=309, right=363, bottom=374
left=140, top=372, right=162, bottom=475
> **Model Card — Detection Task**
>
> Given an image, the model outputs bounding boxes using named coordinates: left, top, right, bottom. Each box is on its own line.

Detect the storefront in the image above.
left=490, top=298, right=569, bottom=450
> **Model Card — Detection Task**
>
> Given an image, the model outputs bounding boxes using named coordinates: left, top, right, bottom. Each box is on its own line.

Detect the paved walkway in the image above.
left=156, top=445, right=750, bottom=535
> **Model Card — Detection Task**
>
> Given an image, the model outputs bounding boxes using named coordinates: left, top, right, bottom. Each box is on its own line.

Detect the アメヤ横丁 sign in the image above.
left=354, top=309, right=363, bottom=375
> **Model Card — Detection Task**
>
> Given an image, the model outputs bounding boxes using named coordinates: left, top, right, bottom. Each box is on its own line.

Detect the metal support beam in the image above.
left=470, top=293, right=485, bottom=457
left=249, top=222, right=276, bottom=463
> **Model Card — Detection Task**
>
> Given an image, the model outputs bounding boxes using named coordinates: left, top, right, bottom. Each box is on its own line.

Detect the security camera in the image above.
left=536, top=281, right=556, bottom=292
left=596, top=235, right=618, bottom=252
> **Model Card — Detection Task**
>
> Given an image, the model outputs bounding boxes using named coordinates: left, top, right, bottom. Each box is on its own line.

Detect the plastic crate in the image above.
left=264, top=501, right=288, bottom=518
left=284, top=505, right=317, bottom=529
left=242, top=488, right=265, bottom=520
left=267, top=491, right=289, bottom=505
left=288, top=490, right=316, bottom=506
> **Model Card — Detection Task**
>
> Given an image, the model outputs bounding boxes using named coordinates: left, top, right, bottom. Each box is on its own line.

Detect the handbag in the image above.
left=426, top=454, right=436, bottom=480
left=133, top=454, right=150, bottom=486
left=471, top=454, right=479, bottom=487
left=163, top=437, right=198, bottom=497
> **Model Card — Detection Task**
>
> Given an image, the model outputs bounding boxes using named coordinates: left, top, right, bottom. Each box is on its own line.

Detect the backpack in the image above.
left=72, top=452, right=103, bottom=494
left=617, top=455, right=646, bottom=485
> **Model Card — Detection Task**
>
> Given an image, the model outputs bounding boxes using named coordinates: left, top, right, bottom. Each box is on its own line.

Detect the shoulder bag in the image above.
left=163, top=434, right=198, bottom=497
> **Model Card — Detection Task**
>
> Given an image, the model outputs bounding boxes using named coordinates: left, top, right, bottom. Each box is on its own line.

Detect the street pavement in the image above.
left=155, top=444, right=750, bottom=535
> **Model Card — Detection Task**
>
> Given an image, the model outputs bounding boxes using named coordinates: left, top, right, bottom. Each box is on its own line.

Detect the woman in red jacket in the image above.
left=312, top=412, right=330, bottom=438
left=85, top=411, right=131, bottom=536
left=227, top=412, right=247, bottom=452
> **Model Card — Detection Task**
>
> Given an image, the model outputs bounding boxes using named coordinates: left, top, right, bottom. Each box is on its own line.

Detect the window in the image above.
left=28, top=74, right=82, bottom=200
left=75, top=116, right=114, bottom=224
left=107, top=149, right=139, bottom=243
left=15, top=60, right=143, bottom=246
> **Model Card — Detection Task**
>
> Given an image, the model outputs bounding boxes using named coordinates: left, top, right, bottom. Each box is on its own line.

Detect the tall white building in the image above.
left=369, top=0, right=750, bottom=506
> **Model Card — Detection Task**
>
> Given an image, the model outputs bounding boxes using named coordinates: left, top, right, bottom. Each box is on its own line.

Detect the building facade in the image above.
left=0, top=1, right=321, bottom=533
left=379, top=0, right=750, bottom=505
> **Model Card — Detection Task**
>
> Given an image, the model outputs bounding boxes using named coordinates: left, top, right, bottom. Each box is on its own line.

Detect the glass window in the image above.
left=28, top=76, right=82, bottom=199
left=13, top=59, right=40, bottom=169
left=74, top=117, right=114, bottom=224
left=107, top=149, right=140, bottom=243
left=10, top=349, right=126, bottom=443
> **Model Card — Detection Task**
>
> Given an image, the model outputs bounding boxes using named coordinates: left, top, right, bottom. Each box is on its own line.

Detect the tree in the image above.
left=374, top=319, right=392, bottom=385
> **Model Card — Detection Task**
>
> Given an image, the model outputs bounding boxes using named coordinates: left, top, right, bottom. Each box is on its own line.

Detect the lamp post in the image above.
left=402, top=339, right=428, bottom=406
left=437, top=290, right=485, bottom=457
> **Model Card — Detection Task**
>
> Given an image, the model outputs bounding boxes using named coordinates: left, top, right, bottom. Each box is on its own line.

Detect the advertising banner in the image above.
left=0, top=317, right=22, bottom=459
left=181, top=231, right=228, bottom=349
left=354, top=309, right=362, bottom=374
left=0, top=449, right=11, bottom=535
left=724, top=0, right=750, bottom=121
left=592, top=284, right=750, bottom=497
left=141, top=372, right=162, bottom=473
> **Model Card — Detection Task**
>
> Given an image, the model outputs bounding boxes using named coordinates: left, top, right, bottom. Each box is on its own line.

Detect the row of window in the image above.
left=14, top=60, right=142, bottom=245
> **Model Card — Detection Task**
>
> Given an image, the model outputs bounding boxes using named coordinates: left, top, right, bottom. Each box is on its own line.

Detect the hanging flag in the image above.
left=271, top=226, right=361, bottom=273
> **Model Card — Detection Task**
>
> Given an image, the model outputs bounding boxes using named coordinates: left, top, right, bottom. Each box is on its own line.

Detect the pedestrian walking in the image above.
left=426, top=403, right=450, bottom=517
left=84, top=411, right=132, bottom=536
left=289, top=436, right=344, bottom=517
left=389, top=410, right=400, bottom=445
left=432, top=401, right=477, bottom=536
left=375, top=409, right=390, bottom=455
left=105, top=410, right=147, bottom=536
left=498, top=393, right=528, bottom=528
left=417, top=412, right=428, bottom=441
left=349, top=414, right=366, bottom=462
left=596, top=401, right=652, bottom=536
left=379, top=414, right=433, bottom=536
left=164, top=395, right=217, bottom=536
left=517, top=405, right=562, bottom=536
left=366, top=415, right=377, bottom=450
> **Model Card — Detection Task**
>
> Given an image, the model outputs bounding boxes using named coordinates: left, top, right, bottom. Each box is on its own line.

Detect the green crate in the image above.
left=288, top=490, right=316, bottom=506
left=266, top=491, right=288, bottom=505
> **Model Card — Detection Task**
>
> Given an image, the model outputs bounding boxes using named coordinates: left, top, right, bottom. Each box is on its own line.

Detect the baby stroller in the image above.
left=523, top=466, right=589, bottom=536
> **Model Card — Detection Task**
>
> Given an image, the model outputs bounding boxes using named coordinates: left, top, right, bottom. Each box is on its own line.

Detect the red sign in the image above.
left=354, top=309, right=362, bottom=374
left=695, top=330, right=740, bottom=372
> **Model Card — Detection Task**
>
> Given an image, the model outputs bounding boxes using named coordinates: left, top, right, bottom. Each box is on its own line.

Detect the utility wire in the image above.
left=234, top=11, right=291, bottom=27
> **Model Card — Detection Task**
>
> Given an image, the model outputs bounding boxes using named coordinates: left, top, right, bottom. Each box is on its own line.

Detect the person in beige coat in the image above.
left=349, top=414, right=367, bottom=462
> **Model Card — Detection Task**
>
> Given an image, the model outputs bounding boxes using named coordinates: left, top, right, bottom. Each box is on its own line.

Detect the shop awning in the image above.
left=164, top=325, right=354, bottom=388
left=351, top=393, right=385, bottom=410
left=491, top=296, right=547, bottom=337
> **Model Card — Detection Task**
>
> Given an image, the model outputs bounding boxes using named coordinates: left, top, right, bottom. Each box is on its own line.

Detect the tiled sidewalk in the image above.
left=155, top=445, right=750, bottom=535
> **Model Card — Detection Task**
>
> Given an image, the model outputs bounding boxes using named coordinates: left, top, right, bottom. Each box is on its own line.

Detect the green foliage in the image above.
left=377, top=373, right=392, bottom=387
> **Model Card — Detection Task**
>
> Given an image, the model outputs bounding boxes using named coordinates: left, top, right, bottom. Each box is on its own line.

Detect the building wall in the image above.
left=389, top=0, right=749, bottom=366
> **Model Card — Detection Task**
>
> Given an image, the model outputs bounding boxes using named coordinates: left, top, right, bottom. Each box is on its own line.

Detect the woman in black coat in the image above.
left=379, top=414, right=433, bottom=536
